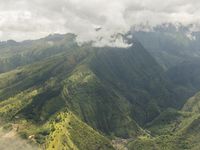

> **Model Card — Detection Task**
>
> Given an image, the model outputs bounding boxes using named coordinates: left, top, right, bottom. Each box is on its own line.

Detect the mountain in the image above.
left=132, top=23, right=200, bottom=70
left=0, top=34, right=171, bottom=148
left=166, top=59, right=200, bottom=93
left=182, top=91, right=200, bottom=113
left=127, top=90, right=200, bottom=150
left=124, top=24, right=200, bottom=149
left=131, top=23, right=200, bottom=106
left=1, top=32, right=200, bottom=150
left=0, top=33, right=77, bottom=73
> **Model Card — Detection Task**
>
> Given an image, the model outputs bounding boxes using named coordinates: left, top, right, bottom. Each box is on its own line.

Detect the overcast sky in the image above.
left=0, top=0, right=200, bottom=45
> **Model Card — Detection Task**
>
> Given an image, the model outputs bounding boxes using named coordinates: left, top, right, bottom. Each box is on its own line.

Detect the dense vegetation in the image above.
left=128, top=93, right=200, bottom=150
left=0, top=30, right=200, bottom=150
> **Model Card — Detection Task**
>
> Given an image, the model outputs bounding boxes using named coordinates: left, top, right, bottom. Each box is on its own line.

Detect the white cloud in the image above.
left=0, top=0, right=200, bottom=46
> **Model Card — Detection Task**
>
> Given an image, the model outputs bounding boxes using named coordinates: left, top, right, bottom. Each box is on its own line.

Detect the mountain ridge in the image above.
left=0, top=32, right=200, bottom=149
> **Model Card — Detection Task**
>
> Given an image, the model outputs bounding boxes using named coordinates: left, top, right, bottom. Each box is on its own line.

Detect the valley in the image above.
left=0, top=28, right=200, bottom=149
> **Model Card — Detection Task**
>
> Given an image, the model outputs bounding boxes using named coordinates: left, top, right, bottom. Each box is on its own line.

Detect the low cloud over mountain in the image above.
left=1, top=0, right=200, bottom=46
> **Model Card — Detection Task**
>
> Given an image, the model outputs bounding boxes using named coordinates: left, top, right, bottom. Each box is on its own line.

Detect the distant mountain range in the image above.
left=132, top=23, right=200, bottom=69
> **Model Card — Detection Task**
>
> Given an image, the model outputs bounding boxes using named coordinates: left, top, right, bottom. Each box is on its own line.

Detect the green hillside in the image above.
left=1, top=33, right=200, bottom=150
left=0, top=33, right=78, bottom=73
left=128, top=92, right=200, bottom=150
left=182, top=91, right=200, bottom=113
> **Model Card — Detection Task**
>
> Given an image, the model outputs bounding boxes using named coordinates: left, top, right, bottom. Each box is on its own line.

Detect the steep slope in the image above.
left=179, top=92, right=200, bottom=149
left=0, top=34, right=197, bottom=149
left=132, top=24, right=200, bottom=69
left=132, top=24, right=200, bottom=105
left=0, top=33, right=78, bottom=73
left=127, top=111, right=199, bottom=150
left=0, top=43, right=145, bottom=138
left=89, top=44, right=182, bottom=124
left=182, top=91, right=200, bottom=113
left=45, top=112, right=114, bottom=150
left=167, top=60, right=200, bottom=95
left=127, top=92, right=200, bottom=150
left=61, top=64, right=142, bottom=138
left=0, top=41, right=116, bottom=149
left=0, top=57, right=115, bottom=149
